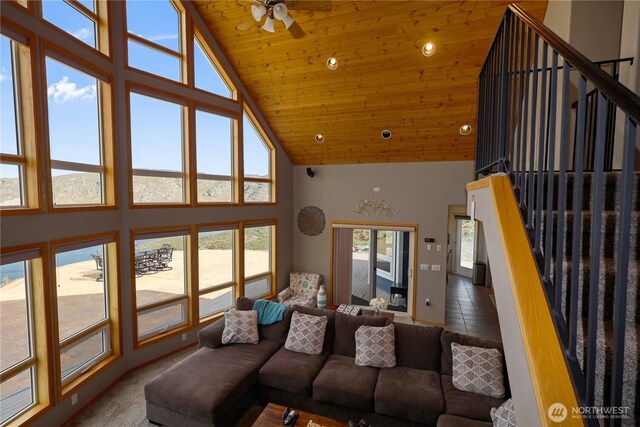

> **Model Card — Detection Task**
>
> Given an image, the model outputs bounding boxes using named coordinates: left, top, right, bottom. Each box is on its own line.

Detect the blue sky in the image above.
left=1, top=0, right=270, bottom=179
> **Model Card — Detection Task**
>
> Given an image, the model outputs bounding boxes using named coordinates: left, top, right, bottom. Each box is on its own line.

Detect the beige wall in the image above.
left=292, top=161, right=474, bottom=323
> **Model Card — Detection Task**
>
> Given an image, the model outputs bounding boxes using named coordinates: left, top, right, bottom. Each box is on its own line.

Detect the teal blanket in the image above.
left=253, top=299, right=287, bottom=325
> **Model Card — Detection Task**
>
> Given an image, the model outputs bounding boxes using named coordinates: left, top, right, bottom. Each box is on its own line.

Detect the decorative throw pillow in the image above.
left=451, top=342, right=505, bottom=398
left=355, top=324, right=396, bottom=368
left=221, top=309, right=259, bottom=345
left=285, top=311, right=328, bottom=355
left=491, top=398, right=517, bottom=427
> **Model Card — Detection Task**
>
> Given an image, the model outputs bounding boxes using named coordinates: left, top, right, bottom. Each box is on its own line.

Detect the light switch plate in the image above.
left=432, top=264, right=441, bottom=271
left=373, top=187, right=381, bottom=192
left=427, top=244, right=432, bottom=251
left=420, top=264, right=429, bottom=271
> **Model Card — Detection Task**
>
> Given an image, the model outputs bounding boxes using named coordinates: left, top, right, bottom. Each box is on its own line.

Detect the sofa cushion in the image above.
left=259, top=348, right=328, bottom=397
left=285, top=311, right=328, bottom=355
left=145, top=340, right=280, bottom=423
left=333, top=312, right=388, bottom=358
left=374, top=366, right=444, bottom=425
left=452, top=342, right=505, bottom=398
left=292, top=305, right=336, bottom=354
left=313, top=354, right=379, bottom=412
left=394, top=322, right=442, bottom=370
left=441, top=331, right=505, bottom=377
left=491, top=398, right=516, bottom=427
left=236, top=297, right=292, bottom=344
left=355, top=323, right=396, bottom=368
left=437, top=415, right=492, bottom=427
left=441, top=374, right=506, bottom=422
left=222, top=309, right=259, bottom=344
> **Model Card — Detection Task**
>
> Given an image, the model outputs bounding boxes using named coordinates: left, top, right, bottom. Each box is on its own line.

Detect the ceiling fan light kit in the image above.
left=251, top=0, right=295, bottom=32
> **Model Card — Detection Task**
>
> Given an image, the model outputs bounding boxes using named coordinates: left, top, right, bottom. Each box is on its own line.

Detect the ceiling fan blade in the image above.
left=287, top=21, right=306, bottom=39
left=287, top=1, right=333, bottom=12
left=236, top=18, right=255, bottom=31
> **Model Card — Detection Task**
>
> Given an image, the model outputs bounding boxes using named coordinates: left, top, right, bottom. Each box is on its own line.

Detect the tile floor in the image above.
left=444, top=273, right=502, bottom=341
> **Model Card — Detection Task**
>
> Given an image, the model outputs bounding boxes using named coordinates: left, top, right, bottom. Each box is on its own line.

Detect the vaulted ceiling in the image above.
left=193, top=0, right=548, bottom=165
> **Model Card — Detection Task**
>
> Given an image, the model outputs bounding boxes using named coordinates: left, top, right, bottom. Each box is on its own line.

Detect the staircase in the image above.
left=474, top=4, right=640, bottom=426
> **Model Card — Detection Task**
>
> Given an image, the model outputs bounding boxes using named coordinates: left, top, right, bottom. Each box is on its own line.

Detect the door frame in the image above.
left=330, top=221, right=418, bottom=319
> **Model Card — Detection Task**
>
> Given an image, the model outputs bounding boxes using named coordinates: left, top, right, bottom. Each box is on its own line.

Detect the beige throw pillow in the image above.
left=355, top=323, right=396, bottom=368
left=284, top=311, right=328, bottom=355
left=221, top=309, right=259, bottom=344
left=452, top=342, right=505, bottom=398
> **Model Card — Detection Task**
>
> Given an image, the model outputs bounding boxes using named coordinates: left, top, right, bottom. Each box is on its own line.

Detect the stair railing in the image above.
left=476, top=4, right=640, bottom=426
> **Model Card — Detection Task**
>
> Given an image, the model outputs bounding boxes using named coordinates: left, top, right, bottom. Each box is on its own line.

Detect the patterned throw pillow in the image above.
left=491, top=398, right=517, bottom=427
left=285, top=311, right=328, bottom=355
left=355, top=324, right=396, bottom=368
left=221, top=309, right=259, bottom=345
left=451, top=342, right=505, bottom=398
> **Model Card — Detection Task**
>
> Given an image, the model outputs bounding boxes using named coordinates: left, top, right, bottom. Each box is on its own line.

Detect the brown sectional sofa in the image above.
left=144, top=298, right=507, bottom=426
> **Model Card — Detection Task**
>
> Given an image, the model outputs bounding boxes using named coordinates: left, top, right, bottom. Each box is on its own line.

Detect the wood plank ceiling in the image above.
left=193, top=0, right=548, bottom=165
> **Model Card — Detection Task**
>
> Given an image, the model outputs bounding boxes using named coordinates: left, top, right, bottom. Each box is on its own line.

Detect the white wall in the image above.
left=292, top=161, right=474, bottom=323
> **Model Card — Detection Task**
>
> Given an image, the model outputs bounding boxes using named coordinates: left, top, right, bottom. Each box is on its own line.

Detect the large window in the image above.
left=196, top=109, right=233, bottom=203
left=53, top=236, right=119, bottom=390
left=46, top=56, right=109, bottom=206
left=243, top=223, right=275, bottom=299
left=133, top=230, right=189, bottom=342
left=193, top=35, right=231, bottom=98
left=42, top=0, right=99, bottom=49
left=130, top=92, right=186, bottom=204
left=0, top=248, right=47, bottom=424
left=126, top=0, right=182, bottom=82
left=198, top=227, right=236, bottom=320
left=243, top=111, right=273, bottom=203
left=0, top=33, right=37, bottom=210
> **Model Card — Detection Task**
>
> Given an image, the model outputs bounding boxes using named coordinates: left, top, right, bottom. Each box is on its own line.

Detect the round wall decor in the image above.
left=298, top=206, right=325, bottom=236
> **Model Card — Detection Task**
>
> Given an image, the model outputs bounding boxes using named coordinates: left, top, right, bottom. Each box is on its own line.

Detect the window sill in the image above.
left=135, top=323, right=192, bottom=350
left=60, top=353, right=121, bottom=400
left=50, top=204, right=118, bottom=213
left=5, top=402, right=51, bottom=427
left=0, top=207, right=45, bottom=216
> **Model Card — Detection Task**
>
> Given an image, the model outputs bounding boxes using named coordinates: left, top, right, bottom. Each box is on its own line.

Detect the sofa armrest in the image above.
left=197, top=317, right=225, bottom=349
left=277, top=287, right=293, bottom=303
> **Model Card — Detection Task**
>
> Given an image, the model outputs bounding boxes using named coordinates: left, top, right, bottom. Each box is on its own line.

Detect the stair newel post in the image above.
left=610, top=117, right=637, bottom=420
left=568, top=75, right=588, bottom=362
left=585, top=91, right=608, bottom=407
left=534, top=42, right=549, bottom=254
left=497, top=13, right=511, bottom=173
left=543, top=51, right=558, bottom=286
left=554, top=58, right=571, bottom=315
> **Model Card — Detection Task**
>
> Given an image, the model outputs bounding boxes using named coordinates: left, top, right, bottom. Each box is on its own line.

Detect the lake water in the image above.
left=1, top=246, right=100, bottom=282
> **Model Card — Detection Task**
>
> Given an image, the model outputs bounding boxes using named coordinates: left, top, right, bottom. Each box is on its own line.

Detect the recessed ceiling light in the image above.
left=381, top=130, right=392, bottom=140
left=422, top=42, right=436, bottom=57
left=459, top=124, right=472, bottom=135
left=315, top=134, right=325, bottom=143
left=326, top=57, right=338, bottom=70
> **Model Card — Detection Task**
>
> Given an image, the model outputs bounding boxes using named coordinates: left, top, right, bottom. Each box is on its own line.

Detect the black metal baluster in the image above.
left=520, top=27, right=532, bottom=207
left=543, top=51, right=558, bottom=286
left=585, top=91, right=607, bottom=407
left=498, top=15, right=511, bottom=172
left=507, top=15, right=517, bottom=172
left=527, top=35, right=539, bottom=228
left=610, top=117, right=636, bottom=421
left=535, top=42, right=549, bottom=253
left=569, top=75, right=587, bottom=361
left=514, top=20, right=526, bottom=193
left=554, top=59, right=570, bottom=315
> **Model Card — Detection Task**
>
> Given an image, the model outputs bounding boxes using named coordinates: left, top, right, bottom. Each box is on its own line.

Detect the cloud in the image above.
left=0, top=67, right=10, bottom=83
left=47, top=77, right=96, bottom=103
left=71, top=27, right=92, bottom=41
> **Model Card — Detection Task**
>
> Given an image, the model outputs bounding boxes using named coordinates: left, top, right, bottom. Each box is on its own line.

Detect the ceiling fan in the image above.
left=236, top=0, right=332, bottom=37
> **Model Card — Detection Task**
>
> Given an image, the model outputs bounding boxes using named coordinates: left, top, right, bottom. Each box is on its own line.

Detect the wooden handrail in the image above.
left=508, top=3, right=640, bottom=122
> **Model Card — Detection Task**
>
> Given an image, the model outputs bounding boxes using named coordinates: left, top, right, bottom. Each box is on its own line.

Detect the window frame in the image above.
left=0, top=26, right=43, bottom=214
left=50, top=233, right=121, bottom=399
left=195, top=223, right=239, bottom=322
left=42, top=42, right=116, bottom=211
left=131, top=226, right=192, bottom=347
left=0, top=244, right=52, bottom=425
left=242, top=106, right=276, bottom=205
left=127, top=84, right=191, bottom=207
left=241, top=220, right=276, bottom=299
left=192, top=29, right=236, bottom=100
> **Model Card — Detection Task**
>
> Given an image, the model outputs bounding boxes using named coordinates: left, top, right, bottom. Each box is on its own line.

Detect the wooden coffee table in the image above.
left=252, top=403, right=348, bottom=427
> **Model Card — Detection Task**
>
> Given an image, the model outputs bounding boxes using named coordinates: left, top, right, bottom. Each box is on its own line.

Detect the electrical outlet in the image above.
left=420, top=264, right=429, bottom=271
left=71, top=393, right=78, bottom=406
left=437, top=244, right=442, bottom=251
left=373, top=187, right=380, bottom=192
left=425, top=298, right=431, bottom=306
left=427, top=244, right=432, bottom=251
left=182, top=333, right=187, bottom=342
left=432, top=264, right=441, bottom=271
